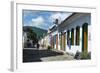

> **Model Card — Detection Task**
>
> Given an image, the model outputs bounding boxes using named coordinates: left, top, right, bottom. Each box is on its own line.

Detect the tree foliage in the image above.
left=24, top=27, right=38, bottom=43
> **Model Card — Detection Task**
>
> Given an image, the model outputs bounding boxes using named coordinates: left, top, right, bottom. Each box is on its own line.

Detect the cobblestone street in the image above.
left=23, top=48, right=74, bottom=62
left=41, top=52, right=74, bottom=61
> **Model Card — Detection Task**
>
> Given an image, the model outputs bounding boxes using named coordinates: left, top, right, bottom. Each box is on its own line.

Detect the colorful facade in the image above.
left=48, top=13, right=91, bottom=54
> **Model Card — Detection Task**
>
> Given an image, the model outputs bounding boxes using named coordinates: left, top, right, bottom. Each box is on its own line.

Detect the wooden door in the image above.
left=64, top=32, right=66, bottom=51
left=62, top=34, right=64, bottom=50
left=56, top=34, right=58, bottom=49
left=82, top=23, right=88, bottom=53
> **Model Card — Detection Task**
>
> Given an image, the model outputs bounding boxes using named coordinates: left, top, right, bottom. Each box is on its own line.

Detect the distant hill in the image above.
left=23, top=26, right=47, bottom=39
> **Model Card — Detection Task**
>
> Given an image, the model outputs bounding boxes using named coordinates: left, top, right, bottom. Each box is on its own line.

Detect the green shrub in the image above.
left=81, top=52, right=91, bottom=59
left=47, top=45, right=52, bottom=50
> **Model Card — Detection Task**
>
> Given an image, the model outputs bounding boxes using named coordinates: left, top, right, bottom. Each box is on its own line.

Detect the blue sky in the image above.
left=23, top=10, right=72, bottom=30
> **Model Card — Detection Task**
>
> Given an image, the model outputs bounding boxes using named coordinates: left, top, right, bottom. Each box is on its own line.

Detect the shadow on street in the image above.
left=23, top=49, right=64, bottom=63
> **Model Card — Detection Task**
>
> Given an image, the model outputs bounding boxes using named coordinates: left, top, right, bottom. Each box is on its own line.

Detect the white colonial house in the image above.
left=39, top=33, right=51, bottom=49
left=48, top=13, right=91, bottom=54
left=23, top=32, right=28, bottom=48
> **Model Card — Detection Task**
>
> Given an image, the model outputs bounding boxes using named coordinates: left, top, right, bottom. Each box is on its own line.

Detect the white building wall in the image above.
left=88, top=25, right=91, bottom=52
left=49, top=14, right=91, bottom=55
left=59, top=14, right=91, bottom=54
left=50, top=30, right=58, bottom=49
left=57, top=32, right=60, bottom=50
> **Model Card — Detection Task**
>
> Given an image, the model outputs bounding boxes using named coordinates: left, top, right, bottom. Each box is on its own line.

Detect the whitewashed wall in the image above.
left=58, top=13, right=91, bottom=54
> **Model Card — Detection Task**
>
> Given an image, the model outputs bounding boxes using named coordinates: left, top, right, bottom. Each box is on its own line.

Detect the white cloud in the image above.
left=24, top=16, right=48, bottom=30
left=32, top=16, right=45, bottom=26
left=24, top=12, right=73, bottom=30
left=50, top=12, right=72, bottom=24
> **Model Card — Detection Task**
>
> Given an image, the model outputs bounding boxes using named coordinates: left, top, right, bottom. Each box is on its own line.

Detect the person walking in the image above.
left=37, top=43, right=40, bottom=50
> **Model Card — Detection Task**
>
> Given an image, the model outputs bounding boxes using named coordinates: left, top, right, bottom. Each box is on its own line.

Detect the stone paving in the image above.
left=41, top=53, right=74, bottom=61
left=23, top=48, right=74, bottom=63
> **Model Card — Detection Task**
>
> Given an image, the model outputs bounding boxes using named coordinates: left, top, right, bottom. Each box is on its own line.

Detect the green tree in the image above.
left=24, top=27, right=38, bottom=44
